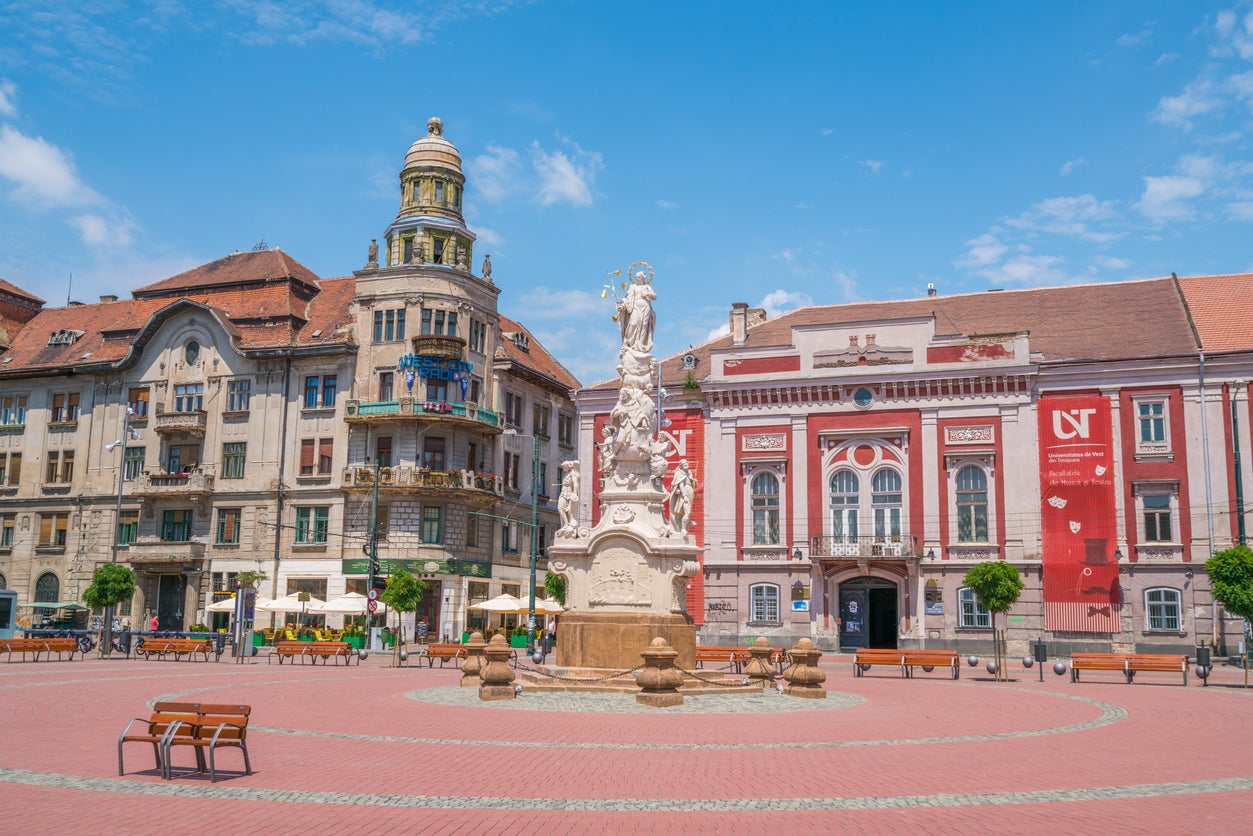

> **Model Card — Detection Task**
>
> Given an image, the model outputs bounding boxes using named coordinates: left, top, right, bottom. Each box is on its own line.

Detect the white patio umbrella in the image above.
left=533, top=598, right=565, bottom=615
left=255, top=594, right=325, bottom=612
left=205, top=596, right=237, bottom=613
left=311, top=591, right=389, bottom=615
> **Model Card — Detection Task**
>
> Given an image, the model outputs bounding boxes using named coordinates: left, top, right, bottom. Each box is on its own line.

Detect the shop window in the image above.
left=749, top=583, right=780, bottom=623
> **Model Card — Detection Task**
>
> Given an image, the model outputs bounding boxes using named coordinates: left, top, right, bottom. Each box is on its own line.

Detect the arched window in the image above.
left=1145, top=588, right=1181, bottom=631
left=958, top=587, right=990, bottom=628
left=751, top=473, right=780, bottom=545
left=956, top=466, right=988, bottom=543
left=34, top=572, right=59, bottom=603
left=871, top=469, right=902, bottom=543
left=749, top=583, right=780, bottom=623
left=829, top=470, right=859, bottom=544
left=184, top=340, right=200, bottom=365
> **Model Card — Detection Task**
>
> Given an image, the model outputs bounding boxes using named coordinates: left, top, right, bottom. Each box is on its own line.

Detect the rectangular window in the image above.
left=221, top=442, right=246, bottom=479
left=469, top=319, right=486, bottom=353
left=323, top=376, right=337, bottom=407
left=538, top=524, right=548, bottom=556
left=447, top=310, right=458, bottom=337
left=373, top=309, right=406, bottom=342
left=1, top=452, right=20, bottom=486
left=504, top=452, right=520, bottom=490
left=172, top=384, right=203, bottom=413
left=161, top=510, right=193, bottom=542
left=302, top=375, right=336, bottom=408
left=39, top=512, right=69, bottom=547
left=117, top=511, right=138, bottom=547
left=426, top=378, right=448, bottom=402
left=467, top=441, right=479, bottom=471
left=45, top=450, right=74, bottom=483
left=558, top=413, right=574, bottom=447
left=504, top=392, right=523, bottom=427
left=0, top=394, right=28, bottom=425
left=434, top=309, right=446, bottom=335
left=51, top=392, right=81, bottom=422
left=421, top=506, right=442, bottom=544
left=466, top=514, right=479, bottom=548
left=295, top=506, right=329, bottom=544
left=378, top=372, right=394, bottom=401
left=376, top=436, right=393, bottom=468
left=421, top=308, right=432, bottom=335
left=375, top=505, right=389, bottom=541
left=959, top=588, right=992, bottom=628
left=1146, top=588, right=1181, bottom=631
left=166, top=444, right=200, bottom=473
left=45, top=451, right=59, bottom=483
left=533, top=403, right=550, bottom=438
left=1138, top=401, right=1165, bottom=443
left=300, top=438, right=334, bottom=475
left=227, top=380, right=251, bottom=412
left=123, top=447, right=145, bottom=481
left=1, top=513, right=14, bottom=547
left=469, top=376, right=482, bottom=403
left=538, top=462, right=548, bottom=496
left=216, top=508, right=242, bottom=544
left=1143, top=494, right=1173, bottom=542
left=318, top=438, right=333, bottom=474
left=128, top=387, right=150, bottom=418
left=304, top=376, right=319, bottom=409
left=501, top=520, right=518, bottom=552
left=422, top=437, right=445, bottom=470
left=750, top=584, right=780, bottom=622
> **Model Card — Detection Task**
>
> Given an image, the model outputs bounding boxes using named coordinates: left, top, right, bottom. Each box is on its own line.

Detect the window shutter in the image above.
left=300, top=439, right=315, bottom=471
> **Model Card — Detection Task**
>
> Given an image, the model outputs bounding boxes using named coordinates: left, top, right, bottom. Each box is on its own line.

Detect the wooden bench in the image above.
left=163, top=703, right=253, bottom=782
left=0, top=636, right=82, bottom=662
left=135, top=637, right=215, bottom=662
left=268, top=640, right=357, bottom=665
left=853, top=648, right=907, bottom=677
left=118, top=701, right=202, bottom=777
left=1070, top=652, right=1189, bottom=685
left=695, top=646, right=752, bottom=673
left=422, top=643, right=467, bottom=667
left=902, top=649, right=960, bottom=679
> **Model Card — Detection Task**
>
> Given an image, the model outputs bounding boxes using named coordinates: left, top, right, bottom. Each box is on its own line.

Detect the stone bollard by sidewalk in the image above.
left=460, top=631, right=487, bottom=688
left=743, top=637, right=777, bottom=690
left=636, top=637, right=684, bottom=707
left=478, top=634, right=517, bottom=701
left=782, top=638, right=826, bottom=699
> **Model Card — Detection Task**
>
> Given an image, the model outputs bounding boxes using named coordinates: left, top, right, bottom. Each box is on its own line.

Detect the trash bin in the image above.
left=368, top=627, right=385, bottom=652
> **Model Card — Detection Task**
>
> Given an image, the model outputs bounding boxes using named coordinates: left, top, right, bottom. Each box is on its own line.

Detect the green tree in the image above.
left=82, top=563, right=136, bottom=657
left=962, top=561, right=1024, bottom=681
left=1206, top=544, right=1253, bottom=688
left=234, top=570, right=268, bottom=589
left=544, top=571, right=567, bottom=606
left=380, top=570, right=426, bottom=667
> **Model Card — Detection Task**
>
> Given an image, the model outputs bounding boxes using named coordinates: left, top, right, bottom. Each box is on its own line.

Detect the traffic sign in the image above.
left=366, top=599, right=378, bottom=613
left=367, top=588, right=379, bottom=601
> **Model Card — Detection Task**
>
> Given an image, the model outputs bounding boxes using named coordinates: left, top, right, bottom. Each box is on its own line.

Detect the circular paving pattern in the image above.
left=0, top=657, right=1250, bottom=833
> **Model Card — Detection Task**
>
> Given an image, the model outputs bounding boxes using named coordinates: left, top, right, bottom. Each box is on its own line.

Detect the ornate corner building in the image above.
left=0, top=119, right=579, bottom=637
left=577, top=276, right=1253, bottom=656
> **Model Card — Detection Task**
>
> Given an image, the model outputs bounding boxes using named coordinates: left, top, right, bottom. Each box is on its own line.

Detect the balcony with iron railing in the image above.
left=810, top=534, right=920, bottom=559
left=343, top=465, right=504, bottom=498
left=154, top=408, right=208, bottom=436
left=132, top=468, right=215, bottom=498
left=343, top=398, right=503, bottom=431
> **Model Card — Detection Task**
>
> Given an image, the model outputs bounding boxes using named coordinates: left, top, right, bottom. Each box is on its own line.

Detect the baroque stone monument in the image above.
left=547, top=263, right=701, bottom=671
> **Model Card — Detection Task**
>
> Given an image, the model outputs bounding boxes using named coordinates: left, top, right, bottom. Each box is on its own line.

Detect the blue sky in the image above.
left=2, top=2, right=1252, bottom=385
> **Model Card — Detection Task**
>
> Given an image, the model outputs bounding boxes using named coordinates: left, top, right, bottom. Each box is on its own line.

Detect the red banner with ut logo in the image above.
left=1038, top=395, right=1120, bottom=632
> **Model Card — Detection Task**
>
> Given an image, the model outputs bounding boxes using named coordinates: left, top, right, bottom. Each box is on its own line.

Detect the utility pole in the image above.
left=367, top=461, right=380, bottom=636
left=527, top=433, right=540, bottom=656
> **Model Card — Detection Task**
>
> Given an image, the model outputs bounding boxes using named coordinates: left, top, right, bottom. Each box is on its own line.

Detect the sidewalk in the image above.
left=0, top=652, right=1249, bottom=834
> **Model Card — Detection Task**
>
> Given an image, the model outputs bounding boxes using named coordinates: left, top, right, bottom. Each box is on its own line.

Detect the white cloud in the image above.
left=1005, top=194, right=1123, bottom=243
left=531, top=138, right=602, bottom=207
left=70, top=212, right=138, bottom=248
left=513, top=286, right=606, bottom=319
left=1153, top=80, right=1223, bottom=129
left=0, top=125, right=100, bottom=208
left=860, top=159, right=885, bottom=174
left=1116, top=30, right=1150, bottom=49
left=759, top=289, right=813, bottom=316
left=1154, top=52, right=1180, bottom=66
left=1227, top=200, right=1253, bottom=220
left=984, top=253, right=1068, bottom=287
left=1214, top=8, right=1253, bottom=61
left=1092, top=255, right=1132, bottom=271
left=469, top=144, right=521, bottom=203
left=706, top=322, right=731, bottom=341
left=472, top=224, right=505, bottom=249
left=831, top=268, right=857, bottom=300
left=1135, top=174, right=1207, bottom=220
left=773, top=249, right=796, bottom=264
left=957, top=232, right=1009, bottom=268
left=656, top=199, right=677, bottom=210
left=0, top=78, right=16, bottom=117
left=1059, top=157, right=1084, bottom=176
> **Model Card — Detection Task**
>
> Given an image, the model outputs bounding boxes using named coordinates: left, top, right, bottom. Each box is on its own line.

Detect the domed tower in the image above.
left=383, top=117, right=476, bottom=270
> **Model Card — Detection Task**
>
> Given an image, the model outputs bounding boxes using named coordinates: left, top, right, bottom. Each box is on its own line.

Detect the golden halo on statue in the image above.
left=627, top=261, right=655, bottom=284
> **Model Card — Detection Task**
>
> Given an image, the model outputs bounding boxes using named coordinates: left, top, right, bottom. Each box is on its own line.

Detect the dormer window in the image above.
left=511, top=332, right=530, bottom=352
left=46, top=329, right=85, bottom=346
left=682, top=351, right=698, bottom=370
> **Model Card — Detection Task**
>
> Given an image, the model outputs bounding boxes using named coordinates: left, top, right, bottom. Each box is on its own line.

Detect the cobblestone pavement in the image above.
left=1, top=653, right=1250, bottom=834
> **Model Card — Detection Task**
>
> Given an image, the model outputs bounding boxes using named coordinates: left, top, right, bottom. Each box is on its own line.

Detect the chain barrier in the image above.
left=677, top=667, right=758, bottom=688
left=513, top=663, right=645, bottom=683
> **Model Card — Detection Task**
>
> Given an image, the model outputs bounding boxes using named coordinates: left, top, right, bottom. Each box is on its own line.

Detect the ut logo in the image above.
left=1053, top=408, right=1096, bottom=440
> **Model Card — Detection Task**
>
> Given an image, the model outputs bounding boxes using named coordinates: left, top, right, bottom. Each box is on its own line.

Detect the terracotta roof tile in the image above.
left=1176, top=272, right=1253, bottom=352
left=297, top=276, right=357, bottom=345
left=0, top=278, right=45, bottom=304
left=133, top=249, right=320, bottom=297
left=497, top=315, right=581, bottom=391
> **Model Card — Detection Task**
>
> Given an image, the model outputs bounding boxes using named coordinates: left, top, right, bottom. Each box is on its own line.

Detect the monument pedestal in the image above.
left=555, top=610, right=696, bottom=671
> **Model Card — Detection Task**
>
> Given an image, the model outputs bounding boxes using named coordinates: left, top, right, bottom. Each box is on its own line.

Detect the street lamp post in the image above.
left=504, top=429, right=542, bottom=656
left=103, top=406, right=137, bottom=655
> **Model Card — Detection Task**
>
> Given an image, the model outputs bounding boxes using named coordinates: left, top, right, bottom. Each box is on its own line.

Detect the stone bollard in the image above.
left=460, top=631, right=487, bottom=688
left=636, top=637, right=684, bottom=707
left=782, top=638, right=826, bottom=699
left=478, top=634, right=517, bottom=701
left=743, top=637, right=777, bottom=690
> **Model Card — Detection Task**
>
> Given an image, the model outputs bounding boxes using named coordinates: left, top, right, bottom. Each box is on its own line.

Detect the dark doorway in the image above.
left=414, top=580, right=443, bottom=642
left=838, top=577, right=898, bottom=650
left=156, top=574, right=185, bottom=631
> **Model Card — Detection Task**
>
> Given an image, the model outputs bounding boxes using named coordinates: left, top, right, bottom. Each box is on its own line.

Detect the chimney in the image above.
left=730, top=302, right=749, bottom=345
left=865, top=333, right=876, bottom=346
left=849, top=335, right=859, bottom=347
left=746, top=307, right=766, bottom=329
left=927, top=282, right=937, bottom=298
left=99, top=294, right=118, bottom=303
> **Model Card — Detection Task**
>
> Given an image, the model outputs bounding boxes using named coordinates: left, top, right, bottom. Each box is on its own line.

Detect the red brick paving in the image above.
left=0, top=655, right=1250, bottom=834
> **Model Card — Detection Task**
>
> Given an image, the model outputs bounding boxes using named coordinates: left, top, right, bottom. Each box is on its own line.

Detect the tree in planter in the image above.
left=233, top=570, right=268, bottom=643
left=1205, top=544, right=1253, bottom=689
left=544, top=571, right=567, bottom=606
left=379, top=570, right=426, bottom=667
left=82, top=563, right=136, bottom=657
left=962, top=561, right=1024, bottom=682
